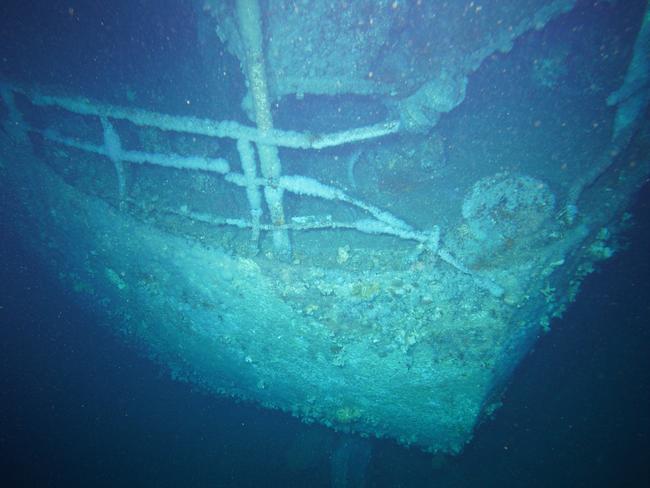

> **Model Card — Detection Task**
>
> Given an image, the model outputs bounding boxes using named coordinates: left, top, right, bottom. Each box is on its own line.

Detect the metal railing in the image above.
left=0, top=81, right=504, bottom=297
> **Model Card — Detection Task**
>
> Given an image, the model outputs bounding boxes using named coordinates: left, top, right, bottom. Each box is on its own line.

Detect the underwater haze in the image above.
left=1, top=1, right=650, bottom=486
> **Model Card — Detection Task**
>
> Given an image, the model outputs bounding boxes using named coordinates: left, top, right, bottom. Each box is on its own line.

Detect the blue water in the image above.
left=1, top=1, right=649, bottom=486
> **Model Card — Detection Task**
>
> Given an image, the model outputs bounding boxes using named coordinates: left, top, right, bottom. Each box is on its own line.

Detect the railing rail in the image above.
left=0, top=80, right=504, bottom=297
